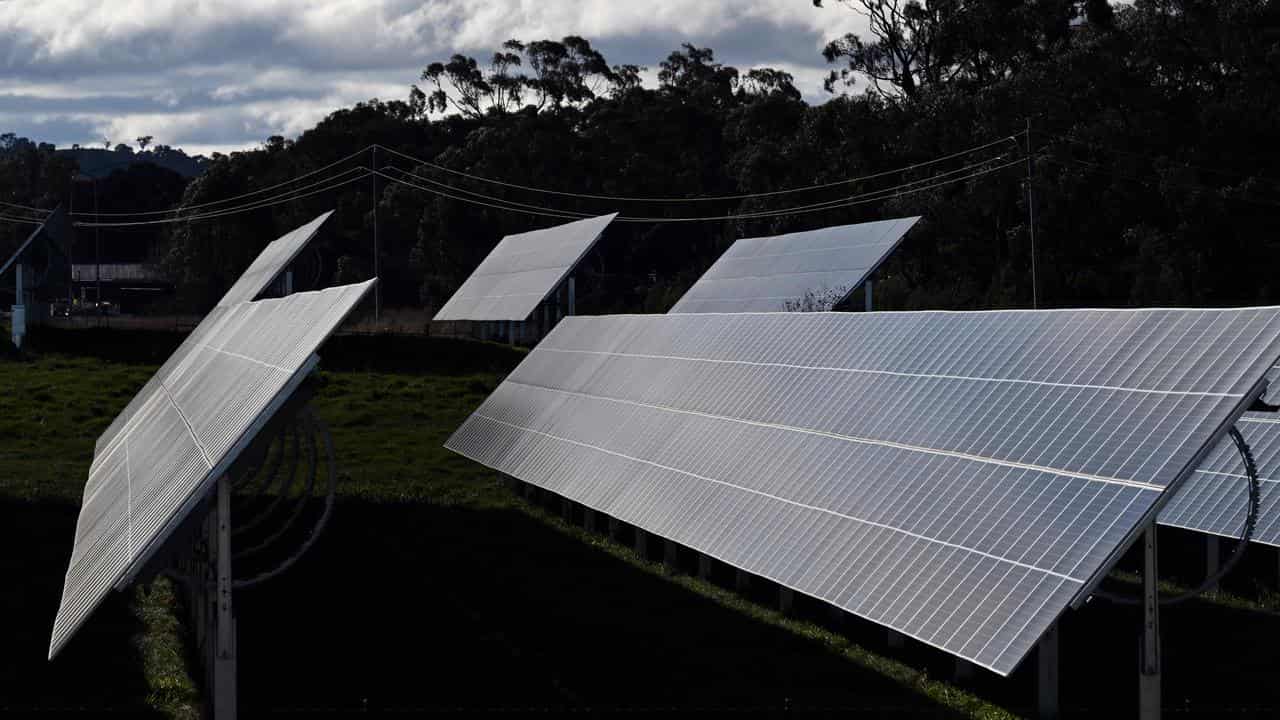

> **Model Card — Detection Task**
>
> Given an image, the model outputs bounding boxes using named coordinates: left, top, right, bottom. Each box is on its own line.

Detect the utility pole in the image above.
left=372, top=145, right=379, bottom=322
left=94, top=176, right=101, bottom=315
left=1026, top=118, right=1038, bottom=309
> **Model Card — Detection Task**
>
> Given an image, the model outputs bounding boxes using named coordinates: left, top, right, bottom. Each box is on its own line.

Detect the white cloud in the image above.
left=0, top=1, right=871, bottom=152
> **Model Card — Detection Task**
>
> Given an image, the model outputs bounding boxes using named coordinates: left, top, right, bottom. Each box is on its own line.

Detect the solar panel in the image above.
left=50, top=279, right=374, bottom=658
left=446, top=308, right=1280, bottom=675
left=218, top=210, right=333, bottom=307
left=1160, top=368, right=1280, bottom=546
left=432, top=213, right=617, bottom=322
left=668, top=216, right=919, bottom=314
left=93, top=211, right=333, bottom=456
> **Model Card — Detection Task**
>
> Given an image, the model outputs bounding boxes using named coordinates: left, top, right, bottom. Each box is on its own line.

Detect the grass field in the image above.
left=5, top=329, right=1280, bottom=717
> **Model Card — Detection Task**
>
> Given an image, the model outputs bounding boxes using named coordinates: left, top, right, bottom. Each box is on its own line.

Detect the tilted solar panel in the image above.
left=432, top=213, right=617, bottom=322
left=1160, top=368, right=1280, bottom=546
left=668, top=216, right=919, bottom=314
left=218, top=210, right=333, bottom=307
left=93, top=211, right=333, bottom=456
left=51, top=279, right=374, bottom=658
left=446, top=309, right=1280, bottom=675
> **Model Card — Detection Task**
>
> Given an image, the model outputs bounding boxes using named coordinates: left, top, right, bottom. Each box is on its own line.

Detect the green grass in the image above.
left=7, top=338, right=1280, bottom=717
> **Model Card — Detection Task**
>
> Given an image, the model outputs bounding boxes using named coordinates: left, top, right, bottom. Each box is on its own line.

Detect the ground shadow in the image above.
left=234, top=497, right=970, bottom=718
left=0, top=498, right=162, bottom=716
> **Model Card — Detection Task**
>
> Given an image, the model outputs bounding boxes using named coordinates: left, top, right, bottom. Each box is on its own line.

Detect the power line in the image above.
left=1038, top=153, right=1280, bottom=211
left=378, top=156, right=1025, bottom=223
left=381, top=152, right=1014, bottom=222
left=374, top=132, right=1023, bottom=203
left=73, top=169, right=373, bottom=227
left=70, top=145, right=374, bottom=218
left=0, top=200, right=49, bottom=216
left=1039, top=130, right=1280, bottom=188
left=0, top=213, right=44, bottom=226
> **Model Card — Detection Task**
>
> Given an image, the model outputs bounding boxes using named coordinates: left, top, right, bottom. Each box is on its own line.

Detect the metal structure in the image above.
left=50, top=280, right=373, bottom=720
left=447, top=308, right=1280, bottom=716
left=94, top=211, right=334, bottom=456
left=1, top=205, right=71, bottom=348
left=668, top=216, right=919, bottom=314
left=432, top=213, right=616, bottom=337
left=1160, top=367, right=1280, bottom=547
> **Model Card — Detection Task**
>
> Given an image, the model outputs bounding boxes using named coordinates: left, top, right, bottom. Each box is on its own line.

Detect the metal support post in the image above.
left=1139, top=524, right=1161, bottom=720
left=372, top=145, right=380, bottom=322
left=634, top=528, right=648, bottom=559
left=509, top=320, right=516, bottom=346
left=887, top=629, right=905, bottom=649
left=734, top=568, right=750, bottom=592
left=779, top=587, right=794, bottom=616
left=698, top=554, right=712, bottom=581
left=1038, top=623, right=1060, bottom=720
left=864, top=278, right=873, bottom=312
left=608, top=516, right=621, bottom=542
left=664, top=539, right=679, bottom=572
left=584, top=508, right=597, bottom=533
left=213, top=477, right=237, bottom=720
left=954, top=658, right=975, bottom=682
left=560, top=497, right=572, bottom=522
left=283, top=268, right=293, bottom=295
left=13, top=262, right=25, bottom=349
left=568, top=276, right=576, bottom=316
left=1205, top=536, right=1220, bottom=593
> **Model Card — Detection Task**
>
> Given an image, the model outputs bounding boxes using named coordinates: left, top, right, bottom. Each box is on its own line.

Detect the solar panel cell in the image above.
left=446, top=309, right=1280, bottom=674
left=1160, top=369, right=1280, bottom=546
left=51, top=279, right=373, bottom=658
left=668, top=217, right=919, bottom=313
left=93, top=212, right=333, bottom=456
left=432, top=213, right=616, bottom=322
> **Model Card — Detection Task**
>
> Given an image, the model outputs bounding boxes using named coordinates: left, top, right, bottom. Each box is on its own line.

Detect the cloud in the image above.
left=0, top=0, right=869, bottom=153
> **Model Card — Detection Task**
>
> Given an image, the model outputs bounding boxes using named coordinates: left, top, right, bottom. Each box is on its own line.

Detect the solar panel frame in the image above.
left=445, top=308, right=1280, bottom=675
left=0, top=206, right=71, bottom=281
left=51, top=279, right=374, bottom=659
left=432, top=213, right=617, bottom=322
left=217, top=210, right=333, bottom=308
left=93, top=211, right=333, bottom=457
left=668, top=216, right=920, bottom=314
left=1159, top=368, right=1280, bottom=547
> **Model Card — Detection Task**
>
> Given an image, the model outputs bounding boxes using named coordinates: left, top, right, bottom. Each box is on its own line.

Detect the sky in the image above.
left=0, top=0, right=869, bottom=157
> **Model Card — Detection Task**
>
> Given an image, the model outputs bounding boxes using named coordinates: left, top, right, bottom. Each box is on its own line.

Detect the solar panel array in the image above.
left=219, top=211, right=333, bottom=307
left=1160, top=368, right=1280, bottom=546
left=433, top=213, right=617, bottom=322
left=51, top=280, right=374, bottom=658
left=668, top=216, right=919, bottom=314
left=447, top=309, right=1280, bottom=675
left=94, top=212, right=333, bottom=456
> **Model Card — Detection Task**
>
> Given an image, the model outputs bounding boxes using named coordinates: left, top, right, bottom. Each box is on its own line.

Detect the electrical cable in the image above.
left=73, top=167, right=372, bottom=227
left=381, top=151, right=1015, bottom=222
left=374, top=132, right=1024, bottom=203
left=70, top=145, right=374, bottom=217
left=57, top=133, right=1020, bottom=221
left=378, top=155, right=1024, bottom=223
left=1092, top=425, right=1261, bottom=606
left=1039, top=130, right=1280, bottom=188
left=0, top=213, right=44, bottom=225
left=0, top=200, right=49, bottom=216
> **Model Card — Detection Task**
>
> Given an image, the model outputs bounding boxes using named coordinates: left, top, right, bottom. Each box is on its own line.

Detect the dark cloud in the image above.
left=0, top=1, right=863, bottom=153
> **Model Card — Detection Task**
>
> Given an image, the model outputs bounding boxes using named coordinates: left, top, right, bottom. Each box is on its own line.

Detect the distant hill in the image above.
left=59, top=146, right=208, bottom=179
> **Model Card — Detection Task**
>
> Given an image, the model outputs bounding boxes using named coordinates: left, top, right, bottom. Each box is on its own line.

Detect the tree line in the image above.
left=5, top=0, right=1280, bottom=316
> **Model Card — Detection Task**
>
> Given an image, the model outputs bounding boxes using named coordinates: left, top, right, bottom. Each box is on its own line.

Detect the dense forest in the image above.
left=3, top=0, right=1280, bottom=316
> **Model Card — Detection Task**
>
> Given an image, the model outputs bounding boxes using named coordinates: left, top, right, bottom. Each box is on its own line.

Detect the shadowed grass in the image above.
left=7, top=335, right=1280, bottom=717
